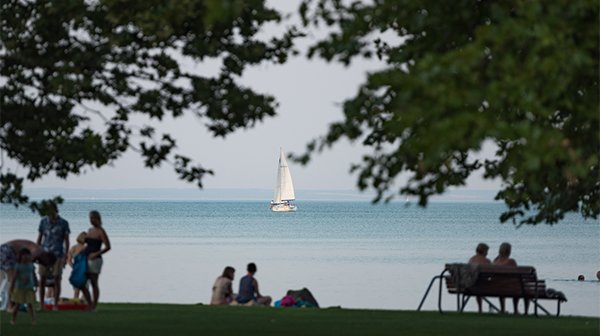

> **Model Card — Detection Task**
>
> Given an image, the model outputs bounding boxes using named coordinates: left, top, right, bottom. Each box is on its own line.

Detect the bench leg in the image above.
left=460, top=295, right=470, bottom=312
left=437, top=269, right=449, bottom=313
left=532, top=300, right=562, bottom=317
left=482, top=297, right=501, bottom=313
left=417, top=275, right=442, bottom=311
left=533, top=300, right=551, bottom=316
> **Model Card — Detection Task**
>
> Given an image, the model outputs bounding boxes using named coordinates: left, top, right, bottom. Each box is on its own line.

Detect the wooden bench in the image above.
left=417, top=263, right=567, bottom=316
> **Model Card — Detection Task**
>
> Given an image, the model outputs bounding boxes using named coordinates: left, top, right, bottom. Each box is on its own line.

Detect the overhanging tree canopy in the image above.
left=1, top=0, right=298, bottom=212
left=296, top=0, right=599, bottom=224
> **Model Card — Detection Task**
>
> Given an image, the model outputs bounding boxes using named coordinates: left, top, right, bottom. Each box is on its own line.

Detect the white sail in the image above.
left=273, top=148, right=295, bottom=202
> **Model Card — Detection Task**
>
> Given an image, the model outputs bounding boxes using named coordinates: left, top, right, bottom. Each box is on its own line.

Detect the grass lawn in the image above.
left=1, top=304, right=598, bottom=336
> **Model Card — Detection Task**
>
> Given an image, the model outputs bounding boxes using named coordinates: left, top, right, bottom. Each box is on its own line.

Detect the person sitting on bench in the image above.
left=493, top=242, right=529, bottom=314
left=468, top=243, right=491, bottom=313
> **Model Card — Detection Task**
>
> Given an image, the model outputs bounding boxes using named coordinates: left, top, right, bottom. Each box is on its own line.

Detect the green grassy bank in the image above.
left=1, top=304, right=598, bottom=336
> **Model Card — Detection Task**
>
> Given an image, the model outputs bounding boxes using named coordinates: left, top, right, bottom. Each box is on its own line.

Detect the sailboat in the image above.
left=270, top=148, right=297, bottom=212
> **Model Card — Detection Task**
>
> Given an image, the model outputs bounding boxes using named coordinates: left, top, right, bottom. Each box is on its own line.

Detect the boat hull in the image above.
left=270, top=203, right=297, bottom=212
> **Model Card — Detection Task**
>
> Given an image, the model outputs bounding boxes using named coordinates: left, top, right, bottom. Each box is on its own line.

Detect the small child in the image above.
left=9, top=248, right=36, bottom=325
left=68, top=232, right=87, bottom=300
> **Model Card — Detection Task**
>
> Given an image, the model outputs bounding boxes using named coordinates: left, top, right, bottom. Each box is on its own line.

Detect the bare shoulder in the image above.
left=88, top=227, right=105, bottom=236
left=99, top=226, right=110, bottom=238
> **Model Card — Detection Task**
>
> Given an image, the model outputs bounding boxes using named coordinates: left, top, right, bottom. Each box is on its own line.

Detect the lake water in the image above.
left=1, top=201, right=598, bottom=317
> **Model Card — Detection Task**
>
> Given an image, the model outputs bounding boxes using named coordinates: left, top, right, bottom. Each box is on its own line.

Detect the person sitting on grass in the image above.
left=211, top=266, right=236, bottom=305
left=236, top=263, right=272, bottom=306
left=493, top=242, right=528, bottom=315
left=468, top=242, right=491, bottom=313
left=9, top=248, right=37, bottom=325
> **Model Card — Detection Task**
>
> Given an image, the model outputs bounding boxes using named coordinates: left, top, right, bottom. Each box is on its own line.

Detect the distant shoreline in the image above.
left=22, top=187, right=499, bottom=203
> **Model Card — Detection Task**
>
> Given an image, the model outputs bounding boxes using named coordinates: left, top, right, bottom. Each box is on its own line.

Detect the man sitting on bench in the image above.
left=468, top=243, right=491, bottom=313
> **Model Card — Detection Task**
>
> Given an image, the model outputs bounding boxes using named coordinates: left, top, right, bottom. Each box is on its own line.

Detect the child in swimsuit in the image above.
left=68, top=232, right=88, bottom=300
left=9, top=248, right=36, bottom=325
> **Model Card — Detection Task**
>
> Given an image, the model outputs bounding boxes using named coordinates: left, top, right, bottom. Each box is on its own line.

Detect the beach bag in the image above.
left=286, top=288, right=319, bottom=308
left=280, top=295, right=296, bottom=307
left=69, top=254, right=88, bottom=289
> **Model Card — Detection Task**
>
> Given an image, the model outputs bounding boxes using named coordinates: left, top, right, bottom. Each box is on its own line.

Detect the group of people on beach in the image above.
left=3, top=204, right=597, bottom=324
left=0, top=203, right=111, bottom=325
left=210, top=262, right=272, bottom=306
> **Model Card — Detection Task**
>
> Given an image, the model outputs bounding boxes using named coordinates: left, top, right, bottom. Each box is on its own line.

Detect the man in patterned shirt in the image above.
left=36, top=203, right=70, bottom=309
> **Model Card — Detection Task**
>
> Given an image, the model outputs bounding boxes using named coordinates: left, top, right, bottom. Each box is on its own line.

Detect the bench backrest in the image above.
left=444, top=263, right=546, bottom=298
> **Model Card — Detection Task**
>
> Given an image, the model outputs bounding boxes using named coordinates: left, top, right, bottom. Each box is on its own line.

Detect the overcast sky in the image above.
left=12, top=1, right=500, bottom=195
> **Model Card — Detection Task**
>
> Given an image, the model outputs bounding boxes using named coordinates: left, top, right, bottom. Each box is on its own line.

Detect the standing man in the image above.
left=36, top=203, right=70, bottom=309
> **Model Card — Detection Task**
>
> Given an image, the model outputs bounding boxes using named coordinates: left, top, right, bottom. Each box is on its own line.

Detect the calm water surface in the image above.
left=1, top=201, right=598, bottom=316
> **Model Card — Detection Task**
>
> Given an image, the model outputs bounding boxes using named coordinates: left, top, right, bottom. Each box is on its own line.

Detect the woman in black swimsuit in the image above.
left=81, top=210, right=111, bottom=311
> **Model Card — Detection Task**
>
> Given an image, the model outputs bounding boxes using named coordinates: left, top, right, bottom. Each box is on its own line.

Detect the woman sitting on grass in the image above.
left=211, top=266, right=235, bottom=305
